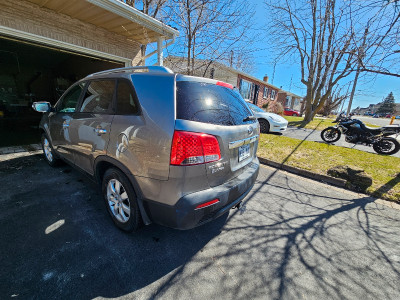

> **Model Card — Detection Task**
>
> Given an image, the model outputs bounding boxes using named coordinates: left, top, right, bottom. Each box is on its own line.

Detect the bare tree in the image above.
left=267, top=0, right=400, bottom=123
left=120, top=0, right=168, bottom=60
left=163, top=0, right=256, bottom=75
left=353, top=0, right=400, bottom=78
left=267, top=0, right=363, bottom=123
left=120, top=0, right=166, bottom=20
left=320, top=86, right=349, bottom=116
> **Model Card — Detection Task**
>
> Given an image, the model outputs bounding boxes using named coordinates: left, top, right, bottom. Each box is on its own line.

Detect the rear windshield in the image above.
left=176, top=81, right=255, bottom=126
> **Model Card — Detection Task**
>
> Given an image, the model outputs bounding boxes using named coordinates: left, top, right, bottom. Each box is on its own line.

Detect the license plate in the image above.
left=238, top=144, right=251, bottom=162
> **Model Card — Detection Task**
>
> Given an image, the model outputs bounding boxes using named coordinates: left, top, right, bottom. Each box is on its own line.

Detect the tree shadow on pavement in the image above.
left=287, top=119, right=324, bottom=130
left=213, top=167, right=400, bottom=299
left=1, top=153, right=400, bottom=299
left=133, top=166, right=400, bottom=299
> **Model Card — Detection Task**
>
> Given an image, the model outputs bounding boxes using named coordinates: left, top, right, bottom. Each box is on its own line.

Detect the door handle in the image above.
left=94, top=127, right=107, bottom=135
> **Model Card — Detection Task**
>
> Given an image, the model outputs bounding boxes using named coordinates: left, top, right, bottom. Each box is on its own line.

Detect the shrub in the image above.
left=268, top=101, right=284, bottom=114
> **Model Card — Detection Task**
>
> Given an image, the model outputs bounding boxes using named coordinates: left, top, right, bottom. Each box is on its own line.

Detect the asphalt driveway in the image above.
left=1, top=152, right=400, bottom=299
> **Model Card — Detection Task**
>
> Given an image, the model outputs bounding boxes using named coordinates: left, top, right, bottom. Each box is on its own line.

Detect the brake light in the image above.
left=216, top=81, right=233, bottom=89
left=170, top=131, right=221, bottom=165
left=195, top=199, right=220, bottom=209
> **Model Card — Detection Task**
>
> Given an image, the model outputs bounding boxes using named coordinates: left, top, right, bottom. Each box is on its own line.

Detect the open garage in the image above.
left=0, top=0, right=178, bottom=147
left=0, top=37, right=124, bottom=146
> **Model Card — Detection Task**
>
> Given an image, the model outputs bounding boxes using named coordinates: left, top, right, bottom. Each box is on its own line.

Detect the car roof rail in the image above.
left=87, top=66, right=174, bottom=77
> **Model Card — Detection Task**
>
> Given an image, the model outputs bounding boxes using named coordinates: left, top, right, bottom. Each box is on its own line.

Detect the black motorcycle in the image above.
left=321, top=113, right=400, bottom=155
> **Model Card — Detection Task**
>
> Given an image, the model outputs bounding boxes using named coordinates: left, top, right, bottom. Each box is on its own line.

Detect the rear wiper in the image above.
left=243, top=115, right=256, bottom=122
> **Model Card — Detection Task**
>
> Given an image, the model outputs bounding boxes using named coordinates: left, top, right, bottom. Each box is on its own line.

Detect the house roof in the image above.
left=278, top=90, right=302, bottom=99
left=166, top=55, right=286, bottom=91
left=26, top=0, right=179, bottom=44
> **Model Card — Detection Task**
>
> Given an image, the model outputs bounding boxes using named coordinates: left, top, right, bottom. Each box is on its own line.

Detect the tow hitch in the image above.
left=233, top=201, right=246, bottom=214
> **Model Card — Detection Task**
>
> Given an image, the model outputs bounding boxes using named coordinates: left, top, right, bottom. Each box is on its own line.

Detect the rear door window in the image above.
left=176, top=81, right=255, bottom=126
left=79, top=80, right=115, bottom=113
left=116, top=80, right=139, bottom=115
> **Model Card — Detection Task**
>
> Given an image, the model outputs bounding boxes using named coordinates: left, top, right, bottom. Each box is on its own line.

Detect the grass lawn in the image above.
left=257, top=133, right=400, bottom=201
left=283, top=116, right=380, bottom=130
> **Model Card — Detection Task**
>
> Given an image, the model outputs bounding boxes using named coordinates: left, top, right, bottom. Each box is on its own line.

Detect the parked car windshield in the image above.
left=248, top=103, right=264, bottom=113
left=176, top=81, right=255, bottom=126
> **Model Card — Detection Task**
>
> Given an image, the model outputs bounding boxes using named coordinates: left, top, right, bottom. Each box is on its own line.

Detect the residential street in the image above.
left=356, top=116, right=400, bottom=127
left=1, top=153, right=400, bottom=299
left=283, top=126, right=400, bottom=158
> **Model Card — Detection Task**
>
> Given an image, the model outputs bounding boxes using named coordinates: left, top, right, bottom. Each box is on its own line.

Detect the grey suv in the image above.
left=33, top=66, right=260, bottom=231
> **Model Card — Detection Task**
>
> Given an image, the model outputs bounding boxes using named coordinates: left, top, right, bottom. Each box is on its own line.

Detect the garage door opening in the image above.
left=0, top=37, right=124, bottom=147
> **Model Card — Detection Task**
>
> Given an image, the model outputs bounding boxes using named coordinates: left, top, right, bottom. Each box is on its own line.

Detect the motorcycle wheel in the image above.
left=321, top=128, right=341, bottom=143
left=372, top=137, right=400, bottom=155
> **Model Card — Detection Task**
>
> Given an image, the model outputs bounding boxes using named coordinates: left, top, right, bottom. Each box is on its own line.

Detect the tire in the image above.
left=321, top=128, right=341, bottom=143
left=41, top=133, right=60, bottom=167
left=259, top=119, right=270, bottom=133
left=372, top=137, right=400, bottom=155
left=293, top=113, right=298, bottom=117
left=102, top=168, right=142, bottom=232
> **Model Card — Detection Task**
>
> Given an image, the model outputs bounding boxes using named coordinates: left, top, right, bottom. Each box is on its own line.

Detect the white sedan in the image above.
left=247, top=103, right=288, bottom=133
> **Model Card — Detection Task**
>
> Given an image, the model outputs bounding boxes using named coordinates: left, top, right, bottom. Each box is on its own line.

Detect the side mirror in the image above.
left=32, top=102, right=52, bottom=113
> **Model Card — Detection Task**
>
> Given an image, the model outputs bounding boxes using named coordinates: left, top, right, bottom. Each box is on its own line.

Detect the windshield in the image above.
left=248, top=103, right=264, bottom=113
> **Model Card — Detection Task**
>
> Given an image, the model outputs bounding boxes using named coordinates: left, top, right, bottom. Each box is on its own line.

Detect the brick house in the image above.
left=277, top=91, right=303, bottom=111
left=0, top=0, right=178, bottom=146
left=164, top=56, right=281, bottom=107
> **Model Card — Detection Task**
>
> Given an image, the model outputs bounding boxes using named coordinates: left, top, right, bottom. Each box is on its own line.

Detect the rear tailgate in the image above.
left=175, top=76, right=259, bottom=187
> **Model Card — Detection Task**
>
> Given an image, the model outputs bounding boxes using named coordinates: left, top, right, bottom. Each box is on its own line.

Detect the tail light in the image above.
left=170, top=131, right=221, bottom=165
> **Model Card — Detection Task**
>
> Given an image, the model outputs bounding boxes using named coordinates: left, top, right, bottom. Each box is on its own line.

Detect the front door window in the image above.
left=57, top=83, right=86, bottom=113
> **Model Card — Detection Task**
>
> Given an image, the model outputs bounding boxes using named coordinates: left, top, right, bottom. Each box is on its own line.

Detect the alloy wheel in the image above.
left=106, top=179, right=131, bottom=223
left=43, top=138, right=53, bottom=162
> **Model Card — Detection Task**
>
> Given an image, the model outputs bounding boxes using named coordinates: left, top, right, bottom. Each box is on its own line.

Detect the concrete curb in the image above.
left=258, top=157, right=347, bottom=188
left=258, top=156, right=400, bottom=210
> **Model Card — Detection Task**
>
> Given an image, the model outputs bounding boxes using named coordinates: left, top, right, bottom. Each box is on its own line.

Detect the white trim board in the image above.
left=86, top=0, right=179, bottom=39
left=0, top=25, right=132, bottom=65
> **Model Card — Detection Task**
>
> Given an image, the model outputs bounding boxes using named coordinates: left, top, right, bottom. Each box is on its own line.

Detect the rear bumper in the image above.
left=144, top=158, right=260, bottom=230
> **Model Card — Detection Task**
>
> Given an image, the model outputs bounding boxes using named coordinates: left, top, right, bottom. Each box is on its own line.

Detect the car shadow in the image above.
left=0, top=154, right=227, bottom=299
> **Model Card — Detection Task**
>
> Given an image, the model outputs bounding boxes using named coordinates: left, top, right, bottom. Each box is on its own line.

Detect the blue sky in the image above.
left=147, top=0, right=400, bottom=110
left=248, top=0, right=400, bottom=110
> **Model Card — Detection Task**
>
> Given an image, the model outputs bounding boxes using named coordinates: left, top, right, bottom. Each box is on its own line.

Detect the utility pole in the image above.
left=347, top=27, right=368, bottom=115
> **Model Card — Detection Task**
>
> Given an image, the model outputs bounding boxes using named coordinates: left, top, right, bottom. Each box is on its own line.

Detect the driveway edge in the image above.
left=258, top=156, right=400, bottom=210
left=258, top=156, right=348, bottom=188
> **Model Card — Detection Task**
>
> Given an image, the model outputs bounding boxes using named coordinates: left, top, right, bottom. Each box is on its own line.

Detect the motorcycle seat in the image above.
left=363, top=126, right=383, bottom=134
left=363, top=125, right=400, bottom=134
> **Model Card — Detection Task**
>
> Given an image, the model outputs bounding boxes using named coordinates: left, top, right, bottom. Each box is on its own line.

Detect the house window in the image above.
left=270, top=90, right=276, bottom=100
left=285, top=96, right=291, bottom=107
left=239, top=79, right=253, bottom=100
left=263, top=87, right=269, bottom=98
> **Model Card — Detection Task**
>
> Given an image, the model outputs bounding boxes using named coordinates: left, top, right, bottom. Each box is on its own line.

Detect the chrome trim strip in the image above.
left=229, top=135, right=259, bottom=149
